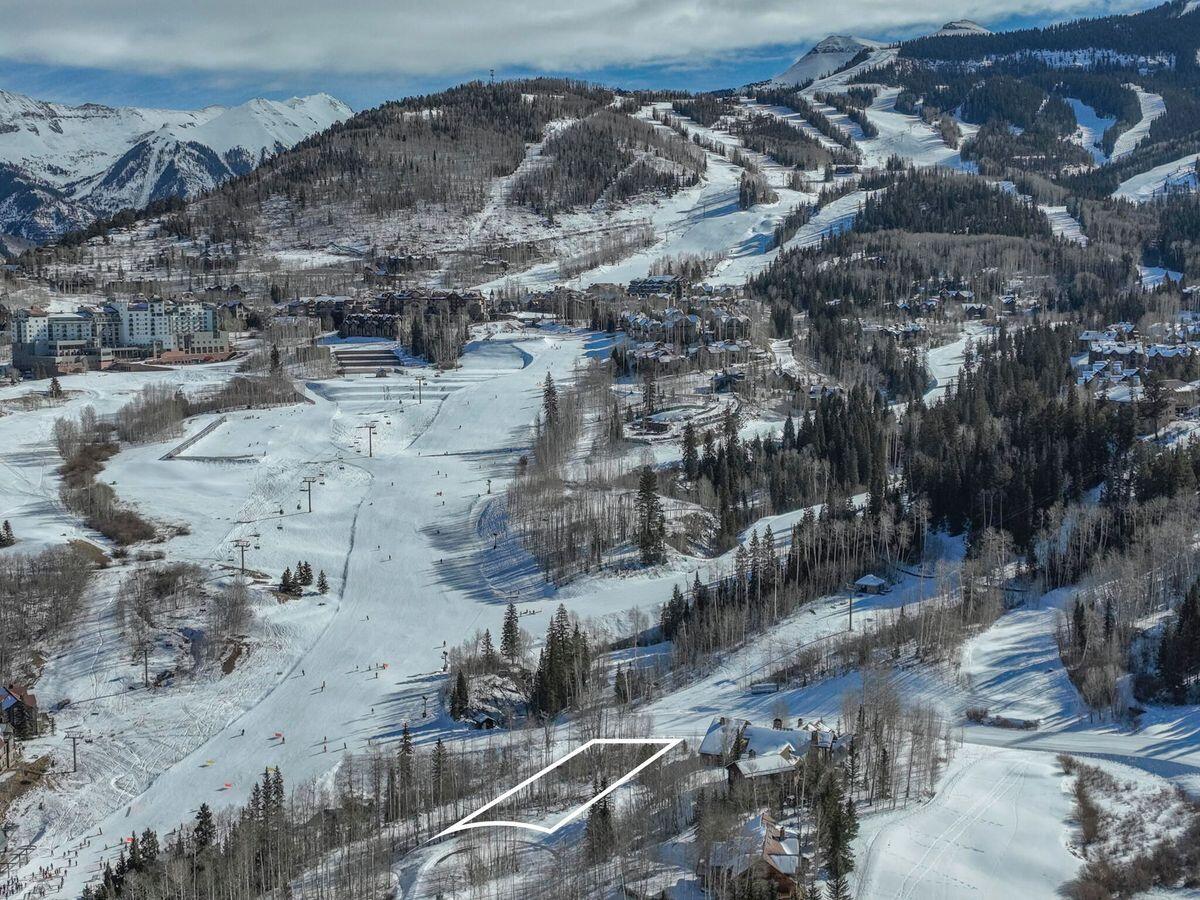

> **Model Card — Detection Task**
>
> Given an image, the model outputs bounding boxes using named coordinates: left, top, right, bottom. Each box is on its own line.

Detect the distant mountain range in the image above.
left=0, top=90, right=352, bottom=242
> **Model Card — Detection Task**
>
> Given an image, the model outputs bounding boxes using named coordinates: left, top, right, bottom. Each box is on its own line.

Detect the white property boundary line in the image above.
left=436, top=738, right=683, bottom=838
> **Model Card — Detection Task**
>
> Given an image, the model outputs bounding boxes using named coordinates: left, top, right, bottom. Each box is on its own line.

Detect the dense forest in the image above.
left=732, top=113, right=836, bottom=170
left=900, top=2, right=1200, bottom=68
left=154, top=79, right=616, bottom=241
left=510, top=108, right=705, bottom=216
left=852, top=169, right=1053, bottom=240
left=750, top=89, right=859, bottom=156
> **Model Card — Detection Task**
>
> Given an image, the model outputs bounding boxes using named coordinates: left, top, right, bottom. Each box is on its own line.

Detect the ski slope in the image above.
left=853, top=745, right=1080, bottom=900
left=1110, top=86, right=1166, bottom=161
left=850, top=88, right=978, bottom=172
left=1041, top=205, right=1089, bottom=245
left=7, top=331, right=610, bottom=896
left=1113, top=151, right=1200, bottom=202
left=1064, top=97, right=1116, bottom=164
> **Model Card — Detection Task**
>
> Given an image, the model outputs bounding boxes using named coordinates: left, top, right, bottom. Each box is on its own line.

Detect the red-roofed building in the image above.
left=1, top=683, right=38, bottom=738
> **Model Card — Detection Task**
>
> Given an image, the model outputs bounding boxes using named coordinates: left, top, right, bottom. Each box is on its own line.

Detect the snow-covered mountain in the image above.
left=772, top=35, right=888, bottom=87
left=0, top=90, right=352, bottom=242
left=933, top=19, right=992, bottom=37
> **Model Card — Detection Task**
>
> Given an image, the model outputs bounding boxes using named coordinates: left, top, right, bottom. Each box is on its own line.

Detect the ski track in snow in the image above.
left=1114, top=151, right=1200, bottom=202
left=1040, top=205, right=1089, bottom=245
left=1110, top=85, right=1166, bottom=162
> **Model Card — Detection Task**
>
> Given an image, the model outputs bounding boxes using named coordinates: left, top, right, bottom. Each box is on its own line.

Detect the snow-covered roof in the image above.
left=742, top=724, right=802, bottom=757
left=732, top=753, right=797, bottom=778
left=855, top=573, right=888, bottom=588
left=767, top=854, right=800, bottom=875
left=700, top=717, right=747, bottom=756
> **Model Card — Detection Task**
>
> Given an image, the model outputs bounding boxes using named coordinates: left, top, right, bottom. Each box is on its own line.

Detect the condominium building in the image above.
left=12, top=294, right=229, bottom=376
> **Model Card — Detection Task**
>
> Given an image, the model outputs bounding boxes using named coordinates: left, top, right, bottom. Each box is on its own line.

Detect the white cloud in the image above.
left=2, top=0, right=1150, bottom=79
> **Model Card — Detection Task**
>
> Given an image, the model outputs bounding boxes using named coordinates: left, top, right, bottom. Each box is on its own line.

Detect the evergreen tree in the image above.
left=607, top=401, right=624, bottom=445
left=450, top=670, right=470, bottom=719
left=113, top=847, right=128, bottom=892
left=543, top=373, right=559, bottom=426
left=481, top=629, right=498, bottom=669
left=280, top=567, right=295, bottom=594
left=642, top=369, right=657, bottom=415
left=398, top=722, right=414, bottom=817
left=48, top=377, right=63, bottom=399
left=820, top=775, right=857, bottom=885
left=585, top=779, right=616, bottom=862
left=682, top=422, right=698, bottom=481
left=316, top=569, right=328, bottom=593
left=530, top=604, right=589, bottom=718
left=1142, top=369, right=1169, bottom=437
left=613, top=663, right=629, bottom=704
left=193, top=802, right=216, bottom=853
left=432, top=738, right=448, bottom=804
left=635, top=465, right=665, bottom=565
left=0, top=520, right=13, bottom=548
left=825, top=875, right=852, bottom=900
left=501, top=600, right=521, bottom=664
left=269, top=344, right=282, bottom=373
left=140, top=828, right=160, bottom=867
left=127, top=831, right=143, bottom=873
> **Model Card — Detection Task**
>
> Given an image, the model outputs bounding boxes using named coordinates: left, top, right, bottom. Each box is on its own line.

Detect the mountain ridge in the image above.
left=0, top=89, right=352, bottom=242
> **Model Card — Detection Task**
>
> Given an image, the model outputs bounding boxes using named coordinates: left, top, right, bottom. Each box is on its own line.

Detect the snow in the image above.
left=932, top=20, right=991, bottom=37
left=771, top=35, right=887, bottom=88
left=705, top=188, right=870, bottom=286
left=853, top=745, right=1080, bottom=900
left=752, top=87, right=977, bottom=174
left=852, top=87, right=978, bottom=171
left=1064, top=97, right=1116, bottom=165
left=0, top=88, right=352, bottom=236
left=1113, top=152, right=1200, bottom=202
left=924, top=323, right=993, bottom=405
left=1041, top=205, right=1089, bottom=245
left=1139, top=264, right=1184, bottom=288
left=801, top=46, right=900, bottom=98
left=1110, top=86, right=1165, bottom=162
left=4, top=331, right=602, bottom=896
left=476, top=103, right=823, bottom=293
left=959, top=589, right=1084, bottom=725
left=13, top=308, right=1200, bottom=897
left=0, top=90, right=351, bottom=192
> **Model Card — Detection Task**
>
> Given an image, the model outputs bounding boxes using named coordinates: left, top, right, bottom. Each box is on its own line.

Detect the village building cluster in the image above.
left=10, top=295, right=232, bottom=376
left=696, top=715, right=854, bottom=896
left=1074, top=315, right=1200, bottom=411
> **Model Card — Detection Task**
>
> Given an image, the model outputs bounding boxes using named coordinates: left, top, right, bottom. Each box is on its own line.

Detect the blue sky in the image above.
left=0, top=1, right=1157, bottom=112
